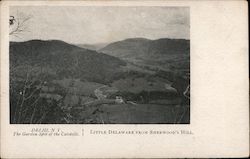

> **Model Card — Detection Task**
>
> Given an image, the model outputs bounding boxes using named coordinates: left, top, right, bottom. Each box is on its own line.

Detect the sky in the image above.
left=10, top=6, right=189, bottom=44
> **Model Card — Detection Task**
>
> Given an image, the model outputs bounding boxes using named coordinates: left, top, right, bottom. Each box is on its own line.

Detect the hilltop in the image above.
left=10, top=40, right=126, bottom=83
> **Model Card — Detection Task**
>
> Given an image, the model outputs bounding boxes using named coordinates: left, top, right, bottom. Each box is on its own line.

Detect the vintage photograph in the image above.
left=9, top=6, right=190, bottom=124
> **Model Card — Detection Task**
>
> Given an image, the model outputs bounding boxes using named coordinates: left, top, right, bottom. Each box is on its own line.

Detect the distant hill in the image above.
left=99, top=38, right=190, bottom=75
left=76, top=43, right=108, bottom=51
left=10, top=40, right=126, bottom=84
left=99, top=38, right=190, bottom=59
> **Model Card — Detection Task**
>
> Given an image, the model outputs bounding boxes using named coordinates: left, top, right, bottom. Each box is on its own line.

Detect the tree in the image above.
left=9, top=12, right=73, bottom=124
left=9, top=12, right=31, bottom=38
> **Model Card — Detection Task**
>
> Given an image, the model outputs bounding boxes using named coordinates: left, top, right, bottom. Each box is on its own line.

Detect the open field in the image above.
left=73, top=103, right=189, bottom=124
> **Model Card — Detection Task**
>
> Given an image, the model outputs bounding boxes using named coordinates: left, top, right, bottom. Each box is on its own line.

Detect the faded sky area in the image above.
left=10, top=6, right=189, bottom=44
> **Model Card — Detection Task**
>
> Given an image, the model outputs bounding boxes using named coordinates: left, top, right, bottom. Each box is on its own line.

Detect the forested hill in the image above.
left=99, top=38, right=190, bottom=59
left=10, top=40, right=126, bottom=84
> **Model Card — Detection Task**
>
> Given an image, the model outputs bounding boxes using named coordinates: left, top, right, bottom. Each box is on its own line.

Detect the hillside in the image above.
left=100, top=38, right=190, bottom=76
left=100, top=38, right=190, bottom=59
left=10, top=40, right=126, bottom=83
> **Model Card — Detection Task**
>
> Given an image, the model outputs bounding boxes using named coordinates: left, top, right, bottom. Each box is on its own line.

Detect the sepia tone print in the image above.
left=9, top=6, right=190, bottom=124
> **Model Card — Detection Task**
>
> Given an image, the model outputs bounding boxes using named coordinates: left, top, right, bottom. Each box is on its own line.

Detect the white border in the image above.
left=1, top=1, right=249, bottom=158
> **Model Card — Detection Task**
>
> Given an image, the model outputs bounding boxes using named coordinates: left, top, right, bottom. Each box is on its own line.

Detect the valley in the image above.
left=10, top=38, right=190, bottom=124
